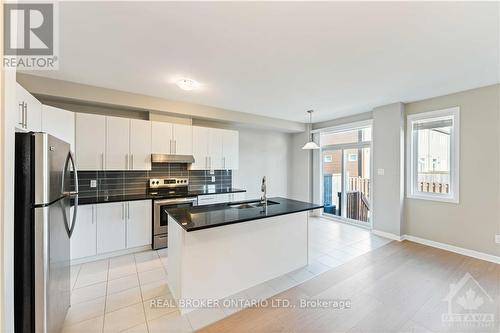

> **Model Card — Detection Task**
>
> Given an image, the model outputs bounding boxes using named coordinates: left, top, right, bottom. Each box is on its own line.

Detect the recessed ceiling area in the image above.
left=25, top=1, right=499, bottom=123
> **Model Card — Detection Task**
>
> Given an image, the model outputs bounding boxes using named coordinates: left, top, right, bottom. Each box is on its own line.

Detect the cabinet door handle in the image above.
left=125, top=154, right=129, bottom=170
left=100, top=153, right=104, bottom=170
left=127, top=202, right=130, bottom=219
left=92, top=205, right=95, bottom=224
left=18, top=102, right=24, bottom=127
left=130, top=154, right=134, bottom=170
left=170, top=139, right=173, bottom=154
left=209, top=156, right=212, bottom=170
left=174, top=140, right=177, bottom=154
left=121, top=203, right=124, bottom=220
left=23, top=103, right=28, bottom=128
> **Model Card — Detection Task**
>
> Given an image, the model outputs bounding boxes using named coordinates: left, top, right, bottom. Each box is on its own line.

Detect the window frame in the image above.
left=406, top=107, right=460, bottom=203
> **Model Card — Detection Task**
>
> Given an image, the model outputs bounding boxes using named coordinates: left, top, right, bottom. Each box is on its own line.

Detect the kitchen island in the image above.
left=166, top=197, right=322, bottom=313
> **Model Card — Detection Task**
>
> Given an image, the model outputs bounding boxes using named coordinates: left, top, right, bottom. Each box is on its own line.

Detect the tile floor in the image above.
left=63, top=217, right=391, bottom=333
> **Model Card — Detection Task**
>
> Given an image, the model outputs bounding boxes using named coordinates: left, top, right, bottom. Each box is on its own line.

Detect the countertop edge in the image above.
left=169, top=200, right=324, bottom=232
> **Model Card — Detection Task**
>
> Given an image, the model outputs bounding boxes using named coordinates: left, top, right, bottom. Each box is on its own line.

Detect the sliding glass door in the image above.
left=321, top=126, right=372, bottom=226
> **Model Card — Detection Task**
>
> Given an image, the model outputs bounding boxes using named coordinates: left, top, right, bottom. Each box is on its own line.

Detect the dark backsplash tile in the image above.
left=76, top=165, right=232, bottom=197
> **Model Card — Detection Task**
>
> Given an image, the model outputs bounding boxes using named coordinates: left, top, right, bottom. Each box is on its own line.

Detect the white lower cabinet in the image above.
left=126, top=200, right=152, bottom=248
left=97, top=202, right=127, bottom=254
left=70, top=205, right=97, bottom=260
left=71, top=200, right=152, bottom=261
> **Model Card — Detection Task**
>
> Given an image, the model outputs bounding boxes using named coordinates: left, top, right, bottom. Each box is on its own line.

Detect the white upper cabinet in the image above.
left=16, top=83, right=42, bottom=132
left=151, top=121, right=173, bottom=154
left=208, top=128, right=224, bottom=170
left=41, top=105, right=75, bottom=151
left=222, top=129, right=239, bottom=170
left=106, top=116, right=130, bottom=170
left=129, top=119, right=151, bottom=170
left=172, top=124, right=193, bottom=155
left=75, top=113, right=106, bottom=170
left=151, top=121, right=192, bottom=156
left=191, top=126, right=210, bottom=170
left=191, top=126, right=239, bottom=170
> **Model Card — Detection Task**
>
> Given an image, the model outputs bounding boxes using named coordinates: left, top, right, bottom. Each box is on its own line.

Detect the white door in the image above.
left=130, top=119, right=151, bottom=170
left=191, top=126, right=209, bottom=170
left=75, top=113, right=106, bottom=170
left=126, top=200, right=152, bottom=248
left=106, top=116, right=130, bottom=170
left=151, top=121, right=173, bottom=154
left=70, top=205, right=97, bottom=260
left=96, top=202, right=126, bottom=254
left=41, top=105, right=75, bottom=151
left=222, top=130, right=239, bottom=170
left=172, top=124, right=193, bottom=155
left=208, top=128, right=224, bottom=170
left=16, top=83, right=42, bottom=132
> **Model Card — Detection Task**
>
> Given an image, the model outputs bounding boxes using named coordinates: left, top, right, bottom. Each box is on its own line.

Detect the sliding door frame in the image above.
left=318, top=121, right=374, bottom=228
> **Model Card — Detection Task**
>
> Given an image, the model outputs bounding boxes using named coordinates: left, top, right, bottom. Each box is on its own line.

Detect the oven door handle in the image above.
left=154, top=197, right=198, bottom=205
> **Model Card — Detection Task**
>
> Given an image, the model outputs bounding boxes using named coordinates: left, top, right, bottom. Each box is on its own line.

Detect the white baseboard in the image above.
left=71, top=245, right=152, bottom=265
left=371, top=230, right=500, bottom=264
left=371, top=229, right=403, bottom=241
left=403, top=235, right=500, bottom=265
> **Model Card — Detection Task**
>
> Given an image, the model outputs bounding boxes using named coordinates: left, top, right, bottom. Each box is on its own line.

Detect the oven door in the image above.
left=153, top=197, right=197, bottom=236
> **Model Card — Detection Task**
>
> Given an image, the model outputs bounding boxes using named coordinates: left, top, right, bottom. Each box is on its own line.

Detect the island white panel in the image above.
left=168, top=211, right=308, bottom=313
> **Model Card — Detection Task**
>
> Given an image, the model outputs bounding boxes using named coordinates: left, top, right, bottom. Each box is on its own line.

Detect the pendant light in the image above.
left=302, top=110, right=320, bottom=150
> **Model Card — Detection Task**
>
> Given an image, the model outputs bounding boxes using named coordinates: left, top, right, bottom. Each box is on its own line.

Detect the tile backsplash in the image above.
left=74, top=163, right=232, bottom=198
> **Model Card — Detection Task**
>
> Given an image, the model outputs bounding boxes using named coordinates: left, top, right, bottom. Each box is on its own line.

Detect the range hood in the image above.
left=151, top=154, right=195, bottom=164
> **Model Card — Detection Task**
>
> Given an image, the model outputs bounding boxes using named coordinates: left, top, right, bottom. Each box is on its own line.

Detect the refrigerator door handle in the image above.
left=68, top=152, right=78, bottom=237
left=62, top=152, right=79, bottom=237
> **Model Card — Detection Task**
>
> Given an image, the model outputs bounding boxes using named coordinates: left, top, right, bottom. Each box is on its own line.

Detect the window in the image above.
left=407, top=107, right=459, bottom=203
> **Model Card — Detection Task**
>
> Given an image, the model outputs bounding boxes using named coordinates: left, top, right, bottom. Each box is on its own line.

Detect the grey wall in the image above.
left=404, top=84, right=500, bottom=256
left=232, top=128, right=292, bottom=199
left=288, top=131, right=312, bottom=202
left=372, top=103, right=405, bottom=236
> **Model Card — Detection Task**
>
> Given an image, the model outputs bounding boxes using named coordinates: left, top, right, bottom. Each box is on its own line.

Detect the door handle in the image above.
left=62, top=152, right=79, bottom=238
left=18, top=102, right=24, bottom=127
left=23, top=103, right=27, bottom=128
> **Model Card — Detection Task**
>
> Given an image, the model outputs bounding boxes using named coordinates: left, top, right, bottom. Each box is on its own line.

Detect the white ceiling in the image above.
left=27, top=1, right=499, bottom=123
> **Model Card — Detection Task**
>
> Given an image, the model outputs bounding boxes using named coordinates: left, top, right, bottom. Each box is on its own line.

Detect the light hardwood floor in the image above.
left=200, top=241, right=500, bottom=333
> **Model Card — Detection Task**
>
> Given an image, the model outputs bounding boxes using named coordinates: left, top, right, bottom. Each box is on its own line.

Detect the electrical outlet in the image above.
left=377, top=168, right=385, bottom=176
left=90, top=179, right=97, bottom=188
left=211, top=176, right=215, bottom=182
left=495, top=234, right=500, bottom=244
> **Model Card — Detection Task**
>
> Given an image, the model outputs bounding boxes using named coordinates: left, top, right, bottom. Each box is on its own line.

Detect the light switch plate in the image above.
left=90, top=179, right=97, bottom=188
left=211, top=176, right=215, bottom=182
left=495, top=234, right=500, bottom=244
left=377, top=168, right=385, bottom=176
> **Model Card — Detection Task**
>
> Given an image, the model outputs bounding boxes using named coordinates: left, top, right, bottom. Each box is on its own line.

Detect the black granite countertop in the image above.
left=76, top=188, right=246, bottom=205
left=166, top=197, right=323, bottom=232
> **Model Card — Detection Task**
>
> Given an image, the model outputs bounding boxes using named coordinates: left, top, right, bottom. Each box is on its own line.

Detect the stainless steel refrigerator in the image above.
left=14, top=132, right=79, bottom=333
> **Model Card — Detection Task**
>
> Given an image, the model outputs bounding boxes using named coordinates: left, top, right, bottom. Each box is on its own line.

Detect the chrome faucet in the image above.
left=260, top=176, right=267, bottom=206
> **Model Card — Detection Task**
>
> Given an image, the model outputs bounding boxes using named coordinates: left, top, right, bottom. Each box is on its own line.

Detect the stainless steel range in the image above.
left=150, top=178, right=197, bottom=249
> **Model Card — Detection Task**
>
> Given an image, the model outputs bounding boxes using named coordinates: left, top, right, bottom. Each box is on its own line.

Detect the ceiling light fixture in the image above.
left=302, top=110, right=320, bottom=150
left=176, top=78, right=199, bottom=91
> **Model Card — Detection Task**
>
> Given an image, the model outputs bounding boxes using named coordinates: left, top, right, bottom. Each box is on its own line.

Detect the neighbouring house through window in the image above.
left=407, top=107, right=460, bottom=203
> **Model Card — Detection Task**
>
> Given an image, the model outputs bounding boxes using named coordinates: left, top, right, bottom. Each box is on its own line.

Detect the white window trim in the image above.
left=406, top=107, right=460, bottom=204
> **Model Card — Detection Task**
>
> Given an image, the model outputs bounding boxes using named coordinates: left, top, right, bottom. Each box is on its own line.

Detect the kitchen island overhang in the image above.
left=166, top=197, right=323, bottom=314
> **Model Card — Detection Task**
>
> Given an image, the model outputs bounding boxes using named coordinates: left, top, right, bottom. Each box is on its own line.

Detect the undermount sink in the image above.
left=228, top=200, right=280, bottom=209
